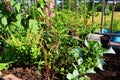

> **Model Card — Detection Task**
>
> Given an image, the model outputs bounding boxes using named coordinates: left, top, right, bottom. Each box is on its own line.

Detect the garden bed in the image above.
left=1, top=52, right=120, bottom=80
left=87, top=53, right=120, bottom=80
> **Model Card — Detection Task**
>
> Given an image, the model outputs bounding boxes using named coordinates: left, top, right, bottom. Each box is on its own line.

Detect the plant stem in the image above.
left=41, top=46, right=50, bottom=79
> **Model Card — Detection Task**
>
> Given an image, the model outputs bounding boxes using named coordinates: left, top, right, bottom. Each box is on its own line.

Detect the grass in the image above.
left=88, top=12, right=120, bottom=24
left=89, top=12, right=120, bottom=24
left=88, top=12, right=120, bottom=31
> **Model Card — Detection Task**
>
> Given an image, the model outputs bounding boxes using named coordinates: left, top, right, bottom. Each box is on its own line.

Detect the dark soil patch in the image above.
left=1, top=66, right=63, bottom=80
left=87, top=53, right=120, bottom=80
left=1, top=66, right=42, bottom=80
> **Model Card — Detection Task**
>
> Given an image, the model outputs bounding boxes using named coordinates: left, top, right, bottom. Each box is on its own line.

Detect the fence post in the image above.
left=75, top=0, right=79, bottom=14
left=110, top=0, right=116, bottom=34
left=54, top=0, right=57, bottom=10
left=92, top=0, right=94, bottom=24
left=84, top=0, right=86, bottom=24
left=104, top=0, right=108, bottom=26
left=62, top=0, right=64, bottom=10
left=100, top=0, right=105, bottom=33
left=68, top=0, right=71, bottom=10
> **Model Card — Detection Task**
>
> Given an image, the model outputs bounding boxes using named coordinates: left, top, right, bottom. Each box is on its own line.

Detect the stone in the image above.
left=3, top=74, right=20, bottom=80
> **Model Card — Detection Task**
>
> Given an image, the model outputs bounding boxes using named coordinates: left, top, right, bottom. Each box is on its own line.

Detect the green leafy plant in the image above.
left=0, top=0, right=45, bottom=70
left=67, top=40, right=104, bottom=80
left=0, top=1, right=104, bottom=79
left=43, top=10, right=101, bottom=78
left=0, top=18, right=44, bottom=69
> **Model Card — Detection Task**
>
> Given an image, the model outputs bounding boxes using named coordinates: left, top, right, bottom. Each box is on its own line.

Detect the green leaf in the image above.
left=70, top=48, right=81, bottom=59
left=79, top=75, right=89, bottom=80
left=97, top=58, right=105, bottom=71
left=15, top=2, right=21, bottom=12
left=103, top=47, right=116, bottom=54
left=78, top=58, right=83, bottom=65
left=60, top=68, right=64, bottom=72
left=37, top=8, right=44, bottom=15
left=11, top=0, right=16, bottom=6
left=73, top=69, right=79, bottom=78
left=1, top=16, right=7, bottom=26
left=11, top=0, right=21, bottom=12
left=84, top=39, right=89, bottom=48
left=0, top=63, right=9, bottom=70
left=86, top=68, right=96, bottom=73
left=67, top=73, right=73, bottom=80
left=29, top=19, right=39, bottom=33
left=16, top=14, right=22, bottom=21
left=0, top=14, right=3, bottom=18
left=39, top=0, right=46, bottom=8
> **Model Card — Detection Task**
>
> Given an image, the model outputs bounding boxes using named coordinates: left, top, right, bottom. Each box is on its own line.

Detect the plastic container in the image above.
left=111, top=36, right=120, bottom=43
left=103, top=29, right=110, bottom=33
left=111, top=31, right=120, bottom=43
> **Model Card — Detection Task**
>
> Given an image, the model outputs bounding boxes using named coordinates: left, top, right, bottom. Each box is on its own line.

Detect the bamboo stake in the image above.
left=110, top=0, right=116, bottom=34
left=84, top=0, right=86, bottom=24
left=54, top=0, right=57, bottom=10
left=100, top=0, right=105, bottom=33
left=92, top=0, right=94, bottom=24
left=62, top=0, right=64, bottom=10
left=68, top=0, right=71, bottom=10
left=75, top=0, right=79, bottom=14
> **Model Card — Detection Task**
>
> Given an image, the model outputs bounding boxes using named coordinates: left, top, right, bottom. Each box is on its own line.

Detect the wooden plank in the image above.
left=109, top=42, right=120, bottom=46
left=87, top=34, right=103, bottom=42
left=95, top=33, right=120, bottom=37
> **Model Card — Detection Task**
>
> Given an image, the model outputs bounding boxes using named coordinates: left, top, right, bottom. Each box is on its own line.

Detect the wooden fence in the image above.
left=0, top=0, right=118, bottom=36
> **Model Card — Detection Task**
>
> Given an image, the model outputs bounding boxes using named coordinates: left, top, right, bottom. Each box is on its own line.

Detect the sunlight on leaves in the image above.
left=86, top=68, right=96, bottom=73
left=67, top=73, right=73, bottom=80
left=97, top=58, right=105, bottom=71
left=1, top=16, right=7, bottom=26
left=78, top=58, right=83, bottom=65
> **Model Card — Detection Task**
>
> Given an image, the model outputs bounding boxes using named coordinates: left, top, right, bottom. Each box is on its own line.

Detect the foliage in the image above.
left=104, top=5, right=111, bottom=16
left=112, top=19, right=120, bottom=31
left=0, top=0, right=45, bottom=70
left=4, top=27, right=42, bottom=62
left=0, top=0, right=105, bottom=80
left=53, top=10, right=99, bottom=39
left=105, top=19, right=120, bottom=31
left=115, top=2, right=120, bottom=11
left=67, top=40, right=104, bottom=80
left=0, top=0, right=45, bottom=34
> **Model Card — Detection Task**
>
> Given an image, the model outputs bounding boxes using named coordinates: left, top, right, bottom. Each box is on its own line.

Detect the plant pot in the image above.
left=100, top=35, right=110, bottom=48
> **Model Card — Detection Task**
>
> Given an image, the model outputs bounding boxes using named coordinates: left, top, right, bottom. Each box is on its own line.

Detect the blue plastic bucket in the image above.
left=111, top=36, right=120, bottom=42
left=111, top=31, right=120, bottom=43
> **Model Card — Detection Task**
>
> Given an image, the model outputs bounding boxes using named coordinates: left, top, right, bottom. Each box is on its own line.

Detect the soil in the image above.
left=1, top=48, right=120, bottom=80
left=87, top=53, right=120, bottom=80
left=1, top=65, right=63, bottom=80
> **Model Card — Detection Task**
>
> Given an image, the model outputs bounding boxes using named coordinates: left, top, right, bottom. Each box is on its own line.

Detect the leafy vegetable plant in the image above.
left=67, top=40, right=105, bottom=80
